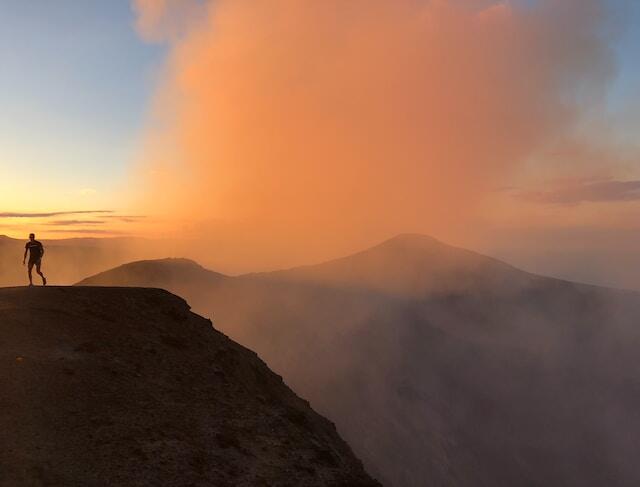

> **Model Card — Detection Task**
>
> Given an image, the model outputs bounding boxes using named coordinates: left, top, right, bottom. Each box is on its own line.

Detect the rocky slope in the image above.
left=78, top=234, right=640, bottom=486
left=0, top=286, right=379, bottom=487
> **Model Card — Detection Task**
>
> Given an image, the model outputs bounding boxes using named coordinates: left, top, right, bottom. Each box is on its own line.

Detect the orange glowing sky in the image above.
left=131, top=0, right=640, bottom=263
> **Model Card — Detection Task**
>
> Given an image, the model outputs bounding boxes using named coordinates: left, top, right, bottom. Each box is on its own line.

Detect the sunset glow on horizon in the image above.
left=2, top=0, right=640, bottom=285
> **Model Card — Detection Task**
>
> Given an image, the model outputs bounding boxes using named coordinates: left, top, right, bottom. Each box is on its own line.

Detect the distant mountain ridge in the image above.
left=79, top=234, right=537, bottom=297
left=252, top=233, right=538, bottom=296
left=83, top=257, right=228, bottom=287
left=78, top=234, right=640, bottom=486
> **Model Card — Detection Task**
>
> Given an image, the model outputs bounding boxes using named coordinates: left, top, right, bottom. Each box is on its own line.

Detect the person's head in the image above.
left=29, top=233, right=35, bottom=241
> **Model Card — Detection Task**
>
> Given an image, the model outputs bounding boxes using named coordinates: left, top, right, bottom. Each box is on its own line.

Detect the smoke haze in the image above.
left=77, top=234, right=640, bottom=486
left=132, top=0, right=618, bottom=270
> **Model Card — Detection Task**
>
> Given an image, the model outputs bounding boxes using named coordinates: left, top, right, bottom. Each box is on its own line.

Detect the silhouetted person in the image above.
left=23, top=233, right=47, bottom=286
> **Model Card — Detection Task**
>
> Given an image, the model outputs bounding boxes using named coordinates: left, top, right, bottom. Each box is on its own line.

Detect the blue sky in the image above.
left=608, top=0, right=640, bottom=145
left=0, top=0, right=164, bottom=210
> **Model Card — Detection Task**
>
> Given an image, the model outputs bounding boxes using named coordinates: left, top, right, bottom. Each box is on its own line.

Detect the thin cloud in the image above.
left=46, top=220, right=106, bottom=226
left=521, top=180, right=640, bottom=205
left=102, top=215, right=147, bottom=223
left=0, top=210, right=113, bottom=218
left=46, top=228, right=128, bottom=235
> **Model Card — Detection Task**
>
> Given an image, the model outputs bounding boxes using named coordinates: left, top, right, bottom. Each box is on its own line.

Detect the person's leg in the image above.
left=27, top=261, right=34, bottom=286
left=35, top=261, right=46, bottom=285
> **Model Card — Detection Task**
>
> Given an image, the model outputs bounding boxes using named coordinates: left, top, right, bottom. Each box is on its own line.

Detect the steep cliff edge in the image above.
left=0, top=286, right=379, bottom=487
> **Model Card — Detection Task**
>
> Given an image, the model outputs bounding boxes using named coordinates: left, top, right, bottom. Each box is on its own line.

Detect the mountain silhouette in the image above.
left=0, top=286, right=379, bottom=487
left=78, top=234, right=640, bottom=486
left=252, top=233, right=535, bottom=294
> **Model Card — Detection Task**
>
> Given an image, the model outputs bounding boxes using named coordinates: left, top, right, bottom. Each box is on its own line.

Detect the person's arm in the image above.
left=23, top=244, right=28, bottom=265
left=40, top=243, right=45, bottom=258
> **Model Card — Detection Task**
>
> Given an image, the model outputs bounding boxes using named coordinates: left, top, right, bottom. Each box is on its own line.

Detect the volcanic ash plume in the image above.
left=132, top=0, right=614, bottom=271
